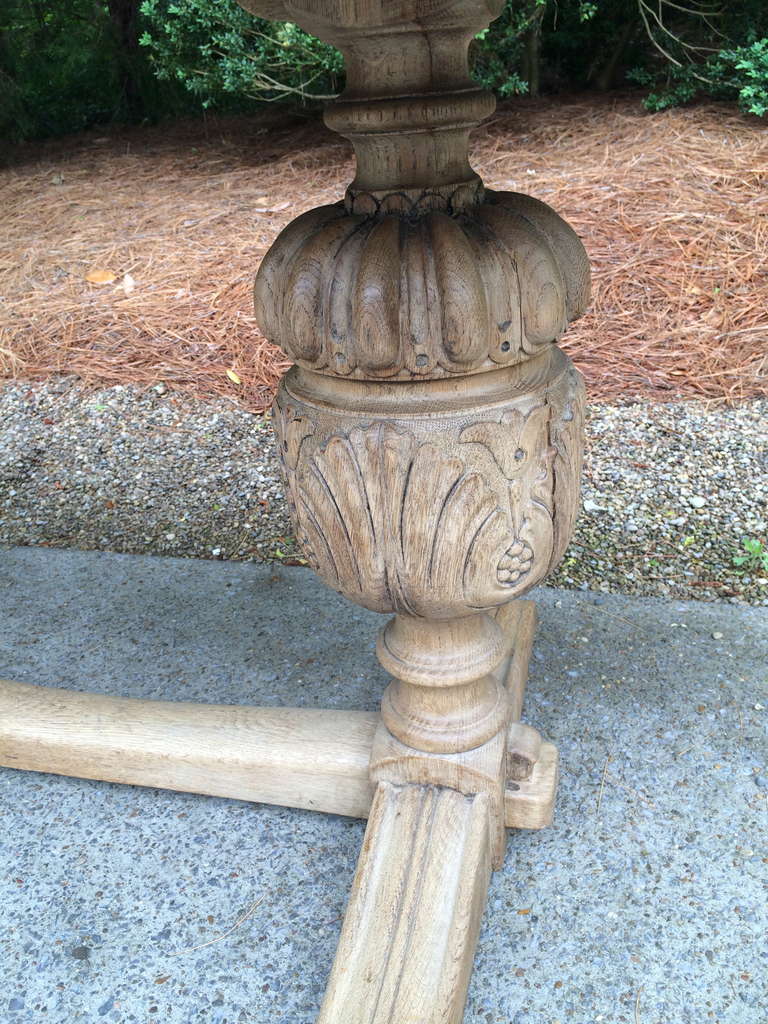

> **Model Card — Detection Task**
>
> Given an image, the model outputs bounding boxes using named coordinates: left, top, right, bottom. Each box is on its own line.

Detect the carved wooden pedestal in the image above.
left=0, top=1, right=590, bottom=1019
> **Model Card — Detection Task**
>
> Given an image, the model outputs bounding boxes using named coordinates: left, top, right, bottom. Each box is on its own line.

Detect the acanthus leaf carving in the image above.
left=276, top=419, right=527, bottom=617
left=272, top=358, right=585, bottom=619
left=459, top=404, right=552, bottom=479
left=547, top=364, right=586, bottom=570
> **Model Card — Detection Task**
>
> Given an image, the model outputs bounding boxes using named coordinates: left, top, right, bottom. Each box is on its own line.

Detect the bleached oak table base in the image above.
left=2, top=0, right=595, bottom=1016
left=1, top=602, right=555, bottom=1022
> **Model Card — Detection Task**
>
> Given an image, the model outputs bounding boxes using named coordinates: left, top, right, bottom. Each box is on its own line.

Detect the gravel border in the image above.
left=1, top=380, right=766, bottom=605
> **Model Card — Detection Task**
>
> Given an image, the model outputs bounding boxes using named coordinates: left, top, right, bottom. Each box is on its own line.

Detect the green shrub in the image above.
left=2, top=0, right=767, bottom=143
left=139, top=0, right=343, bottom=107
left=718, top=39, right=768, bottom=117
left=0, top=0, right=199, bottom=142
left=631, top=39, right=768, bottom=117
left=1, top=1, right=121, bottom=141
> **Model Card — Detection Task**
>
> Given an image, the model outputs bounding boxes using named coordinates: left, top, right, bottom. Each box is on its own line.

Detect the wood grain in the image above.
left=0, top=679, right=376, bottom=818
left=255, top=197, right=589, bottom=379
left=504, top=741, right=559, bottom=830
left=317, top=782, right=493, bottom=1024
left=493, top=600, right=539, bottom=721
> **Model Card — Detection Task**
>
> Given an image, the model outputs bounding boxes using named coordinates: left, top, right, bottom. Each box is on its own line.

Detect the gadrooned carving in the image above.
left=273, top=355, right=585, bottom=618
left=255, top=191, right=590, bottom=382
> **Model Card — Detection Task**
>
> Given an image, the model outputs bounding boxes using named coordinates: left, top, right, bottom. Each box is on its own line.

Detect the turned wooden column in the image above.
left=240, top=1, right=589, bottom=1018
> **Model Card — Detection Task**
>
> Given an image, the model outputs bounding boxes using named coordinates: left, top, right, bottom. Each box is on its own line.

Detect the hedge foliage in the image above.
left=2, top=0, right=766, bottom=142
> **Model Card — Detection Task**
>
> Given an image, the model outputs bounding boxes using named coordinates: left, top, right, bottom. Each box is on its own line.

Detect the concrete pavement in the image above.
left=1, top=547, right=766, bottom=1024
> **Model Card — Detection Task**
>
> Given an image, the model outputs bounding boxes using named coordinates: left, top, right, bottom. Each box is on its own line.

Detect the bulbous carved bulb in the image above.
left=255, top=190, right=590, bottom=381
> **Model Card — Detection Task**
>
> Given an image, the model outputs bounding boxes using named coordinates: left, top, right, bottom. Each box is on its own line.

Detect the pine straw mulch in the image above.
left=1, top=95, right=766, bottom=410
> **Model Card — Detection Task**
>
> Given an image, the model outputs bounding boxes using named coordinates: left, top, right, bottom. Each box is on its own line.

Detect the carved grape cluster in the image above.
left=497, top=540, right=534, bottom=586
